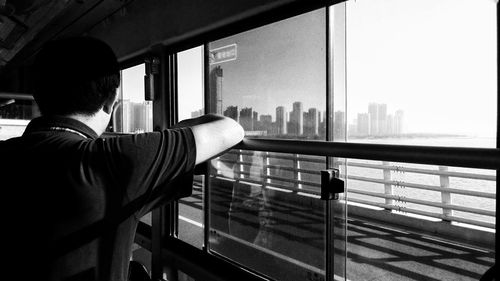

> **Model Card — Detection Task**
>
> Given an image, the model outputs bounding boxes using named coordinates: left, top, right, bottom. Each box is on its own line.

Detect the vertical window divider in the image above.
left=203, top=42, right=211, bottom=253
left=325, top=5, right=335, bottom=281
left=495, top=1, right=499, bottom=269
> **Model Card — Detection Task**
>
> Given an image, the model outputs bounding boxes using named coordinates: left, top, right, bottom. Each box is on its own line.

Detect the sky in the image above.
left=176, top=0, right=497, bottom=136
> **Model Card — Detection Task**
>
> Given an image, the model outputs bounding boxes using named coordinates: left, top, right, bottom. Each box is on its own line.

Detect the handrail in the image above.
left=237, top=138, right=500, bottom=169
left=214, top=145, right=497, bottom=229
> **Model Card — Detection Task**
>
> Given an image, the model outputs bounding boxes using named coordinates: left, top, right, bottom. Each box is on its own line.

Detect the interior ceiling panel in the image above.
left=0, top=0, right=131, bottom=74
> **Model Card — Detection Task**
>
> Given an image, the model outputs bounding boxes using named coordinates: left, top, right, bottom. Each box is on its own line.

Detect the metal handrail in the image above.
left=215, top=142, right=497, bottom=229
left=237, top=138, right=500, bottom=169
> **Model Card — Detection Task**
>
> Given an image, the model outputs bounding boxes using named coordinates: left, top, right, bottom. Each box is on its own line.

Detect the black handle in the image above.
left=321, top=169, right=345, bottom=200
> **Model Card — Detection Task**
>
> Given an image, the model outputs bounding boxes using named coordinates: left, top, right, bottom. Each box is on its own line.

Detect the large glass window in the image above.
left=171, top=0, right=496, bottom=280
left=340, top=0, right=497, bottom=280
left=207, top=9, right=328, bottom=281
left=208, top=9, right=327, bottom=140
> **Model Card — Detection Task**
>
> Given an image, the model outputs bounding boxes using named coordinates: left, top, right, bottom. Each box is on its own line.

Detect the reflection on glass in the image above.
left=112, top=64, right=153, bottom=133
left=345, top=0, right=497, bottom=148
left=210, top=150, right=326, bottom=281
left=0, top=95, right=40, bottom=140
left=208, top=9, right=326, bottom=140
left=177, top=46, right=205, bottom=248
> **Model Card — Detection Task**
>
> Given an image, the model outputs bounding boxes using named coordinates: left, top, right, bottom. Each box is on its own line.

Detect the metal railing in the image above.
left=214, top=148, right=496, bottom=230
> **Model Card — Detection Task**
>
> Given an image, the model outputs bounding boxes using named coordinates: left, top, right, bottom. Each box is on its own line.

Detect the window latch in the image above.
left=321, top=169, right=344, bottom=200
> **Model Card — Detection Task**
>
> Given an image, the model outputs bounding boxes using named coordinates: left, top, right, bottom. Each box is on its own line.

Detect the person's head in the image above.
left=33, top=37, right=120, bottom=117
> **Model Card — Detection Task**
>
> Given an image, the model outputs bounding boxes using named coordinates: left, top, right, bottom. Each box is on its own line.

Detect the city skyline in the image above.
left=192, top=101, right=405, bottom=138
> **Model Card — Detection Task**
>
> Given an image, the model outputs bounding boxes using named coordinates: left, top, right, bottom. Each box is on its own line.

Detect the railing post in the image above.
left=262, top=152, right=269, bottom=187
left=238, top=150, right=244, bottom=179
left=439, top=166, right=452, bottom=221
left=383, top=161, right=394, bottom=209
left=293, top=153, right=302, bottom=189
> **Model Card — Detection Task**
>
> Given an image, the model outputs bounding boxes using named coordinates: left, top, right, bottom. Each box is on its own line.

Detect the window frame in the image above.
left=130, top=1, right=500, bottom=281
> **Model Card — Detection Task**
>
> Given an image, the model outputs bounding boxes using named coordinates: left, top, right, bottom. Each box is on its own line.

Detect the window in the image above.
left=207, top=9, right=329, bottom=281
left=0, top=94, right=40, bottom=140
left=111, top=64, right=153, bottom=134
left=167, top=1, right=496, bottom=280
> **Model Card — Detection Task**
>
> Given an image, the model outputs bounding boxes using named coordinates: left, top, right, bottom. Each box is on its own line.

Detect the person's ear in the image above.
left=103, top=92, right=118, bottom=114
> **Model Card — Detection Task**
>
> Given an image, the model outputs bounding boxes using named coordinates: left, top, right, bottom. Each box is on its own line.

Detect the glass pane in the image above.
left=177, top=46, right=205, bottom=248
left=345, top=0, right=497, bottom=148
left=208, top=9, right=326, bottom=140
left=210, top=150, right=326, bottom=281
left=178, top=46, right=204, bottom=121
left=111, top=63, right=153, bottom=133
left=343, top=158, right=495, bottom=280
left=0, top=95, right=40, bottom=140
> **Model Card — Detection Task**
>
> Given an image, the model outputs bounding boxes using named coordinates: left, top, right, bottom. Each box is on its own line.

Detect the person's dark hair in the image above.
left=33, top=37, right=120, bottom=116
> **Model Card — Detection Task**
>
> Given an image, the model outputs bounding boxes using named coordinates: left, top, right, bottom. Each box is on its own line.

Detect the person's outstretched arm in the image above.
left=173, top=114, right=244, bottom=164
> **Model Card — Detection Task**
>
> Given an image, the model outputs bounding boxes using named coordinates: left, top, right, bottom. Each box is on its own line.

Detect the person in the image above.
left=0, top=37, right=244, bottom=281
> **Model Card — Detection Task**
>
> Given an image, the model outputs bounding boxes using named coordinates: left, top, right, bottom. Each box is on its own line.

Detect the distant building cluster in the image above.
left=220, top=102, right=327, bottom=138
left=204, top=66, right=403, bottom=138
left=349, top=103, right=404, bottom=137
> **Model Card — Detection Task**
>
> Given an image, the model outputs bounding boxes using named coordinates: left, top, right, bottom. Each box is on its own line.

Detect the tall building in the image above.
left=289, top=101, right=303, bottom=136
left=319, top=111, right=326, bottom=137
left=209, top=66, right=223, bottom=114
left=239, top=107, right=254, bottom=131
left=260, top=114, right=273, bottom=134
left=378, top=103, right=387, bottom=135
left=304, top=108, right=319, bottom=137
left=368, top=103, right=388, bottom=135
left=223, top=106, right=238, bottom=122
left=357, top=113, right=370, bottom=136
left=252, top=111, right=259, bottom=130
left=395, top=110, right=404, bottom=135
left=334, top=111, right=345, bottom=140
left=368, top=103, right=378, bottom=135
left=276, top=106, right=287, bottom=135
left=386, top=114, right=394, bottom=135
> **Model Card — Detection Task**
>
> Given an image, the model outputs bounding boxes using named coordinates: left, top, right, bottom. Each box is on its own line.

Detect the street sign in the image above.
left=209, top=44, right=237, bottom=65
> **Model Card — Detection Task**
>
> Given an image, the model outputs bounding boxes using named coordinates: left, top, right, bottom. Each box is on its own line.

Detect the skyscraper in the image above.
left=239, top=107, right=254, bottom=131
left=368, top=103, right=378, bottom=135
left=334, top=110, right=345, bottom=140
left=357, top=113, right=370, bottom=136
left=260, top=114, right=273, bottom=134
left=209, top=66, right=223, bottom=114
left=223, top=106, right=238, bottom=122
left=289, top=101, right=303, bottom=136
left=368, top=103, right=388, bottom=135
left=304, top=108, right=319, bottom=137
left=378, top=103, right=387, bottom=135
left=276, top=106, right=287, bottom=135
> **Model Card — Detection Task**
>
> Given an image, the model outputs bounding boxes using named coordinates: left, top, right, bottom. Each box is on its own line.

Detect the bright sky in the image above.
left=176, top=0, right=497, bottom=136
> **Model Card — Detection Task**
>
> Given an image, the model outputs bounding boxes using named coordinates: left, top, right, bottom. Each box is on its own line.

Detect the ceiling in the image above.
left=0, top=0, right=131, bottom=75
